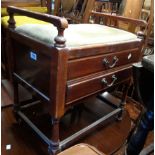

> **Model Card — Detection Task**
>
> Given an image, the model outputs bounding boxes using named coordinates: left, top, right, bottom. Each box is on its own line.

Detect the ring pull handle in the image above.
left=101, top=75, right=117, bottom=87
left=103, top=56, right=119, bottom=68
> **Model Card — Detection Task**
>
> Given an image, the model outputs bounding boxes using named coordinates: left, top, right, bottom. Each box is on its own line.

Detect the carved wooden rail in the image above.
left=91, top=11, right=147, bottom=29
left=90, top=11, right=147, bottom=39
left=7, top=6, right=68, bottom=47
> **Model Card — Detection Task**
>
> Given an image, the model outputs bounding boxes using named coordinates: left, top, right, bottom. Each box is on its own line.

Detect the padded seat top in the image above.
left=1, top=16, right=48, bottom=28
left=1, top=7, right=48, bottom=17
left=15, top=23, right=139, bottom=47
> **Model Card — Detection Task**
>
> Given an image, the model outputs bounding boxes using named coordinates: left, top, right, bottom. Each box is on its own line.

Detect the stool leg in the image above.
left=117, top=82, right=131, bottom=120
left=48, top=118, right=60, bottom=155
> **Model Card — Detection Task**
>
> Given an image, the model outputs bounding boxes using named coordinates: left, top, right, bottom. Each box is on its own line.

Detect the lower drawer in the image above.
left=66, top=67, right=132, bottom=104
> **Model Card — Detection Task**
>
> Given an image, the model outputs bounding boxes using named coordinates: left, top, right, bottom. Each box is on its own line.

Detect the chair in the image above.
left=95, top=0, right=122, bottom=15
left=54, top=0, right=95, bottom=23
left=7, top=6, right=146, bottom=155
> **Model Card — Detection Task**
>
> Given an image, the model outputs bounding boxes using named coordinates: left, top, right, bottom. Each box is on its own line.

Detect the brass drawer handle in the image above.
left=103, top=56, right=118, bottom=68
left=101, top=75, right=117, bottom=87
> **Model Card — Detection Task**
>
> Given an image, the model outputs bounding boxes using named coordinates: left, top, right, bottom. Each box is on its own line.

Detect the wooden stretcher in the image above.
left=7, top=6, right=146, bottom=155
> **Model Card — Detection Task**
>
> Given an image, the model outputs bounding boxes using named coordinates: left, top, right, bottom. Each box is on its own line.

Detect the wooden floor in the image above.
left=1, top=79, right=154, bottom=155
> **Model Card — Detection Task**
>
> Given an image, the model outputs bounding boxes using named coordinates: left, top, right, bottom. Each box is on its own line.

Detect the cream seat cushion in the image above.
left=15, top=23, right=139, bottom=47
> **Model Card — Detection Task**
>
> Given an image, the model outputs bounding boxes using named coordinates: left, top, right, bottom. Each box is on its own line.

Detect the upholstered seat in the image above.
left=1, top=7, right=48, bottom=17
left=15, top=23, right=139, bottom=47
left=1, top=16, right=48, bottom=28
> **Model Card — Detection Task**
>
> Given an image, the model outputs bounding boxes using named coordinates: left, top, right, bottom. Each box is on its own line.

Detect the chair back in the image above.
left=54, top=0, right=95, bottom=23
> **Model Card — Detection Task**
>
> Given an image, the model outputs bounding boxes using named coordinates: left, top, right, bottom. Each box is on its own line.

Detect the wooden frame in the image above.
left=7, top=6, right=146, bottom=155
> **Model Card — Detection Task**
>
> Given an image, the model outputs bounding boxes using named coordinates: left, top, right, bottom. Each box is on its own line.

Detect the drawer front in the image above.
left=66, top=67, right=132, bottom=104
left=68, top=49, right=139, bottom=80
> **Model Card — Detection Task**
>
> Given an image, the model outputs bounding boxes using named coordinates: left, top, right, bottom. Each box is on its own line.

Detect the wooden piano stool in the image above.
left=7, top=6, right=146, bottom=155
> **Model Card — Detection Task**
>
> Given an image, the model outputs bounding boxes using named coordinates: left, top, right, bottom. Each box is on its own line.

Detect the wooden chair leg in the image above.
left=49, top=117, right=60, bottom=155
left=117, top=81, right=131, bottom=120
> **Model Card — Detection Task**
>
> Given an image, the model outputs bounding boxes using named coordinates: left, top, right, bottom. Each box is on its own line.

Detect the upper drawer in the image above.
left=66, top=66, right=132, bottom=104
left=67, top=49, right=140, bottom=80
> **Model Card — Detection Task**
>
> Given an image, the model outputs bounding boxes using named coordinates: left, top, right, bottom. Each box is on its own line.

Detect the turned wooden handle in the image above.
left=7, top=6, right=69, bottom=48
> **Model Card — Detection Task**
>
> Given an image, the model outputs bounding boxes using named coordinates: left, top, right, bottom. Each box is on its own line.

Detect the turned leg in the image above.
left=48, top=117, right=60, bottom=155
left=117, top=81, right=131, bottom=120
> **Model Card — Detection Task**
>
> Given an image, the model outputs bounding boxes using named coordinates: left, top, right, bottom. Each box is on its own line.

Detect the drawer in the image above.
left=67, top=49, right=140, bottom=80
left=66, top=67, right=132, bottom=104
